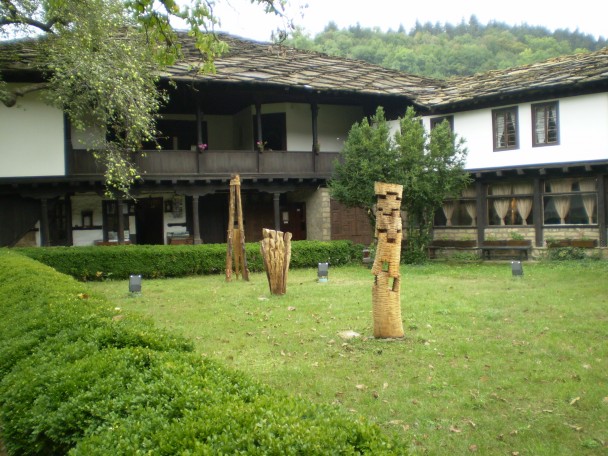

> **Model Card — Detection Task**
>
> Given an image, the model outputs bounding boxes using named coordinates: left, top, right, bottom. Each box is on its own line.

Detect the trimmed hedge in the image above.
left=17, top=240, right=362, bottom=281
left=0, top=250, right=405, bottom=455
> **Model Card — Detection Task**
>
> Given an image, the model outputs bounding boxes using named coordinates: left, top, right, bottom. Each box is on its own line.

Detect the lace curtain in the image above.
left=579, top=179, right=596, bottom=224
left=462, top=187, right=476, bottom=226
left=442, top=201, right=455, bottom=226
left=492, top=184, right=511, bottom=225
left=513, top=183, right=533, bottom=225
left=551, top=179, right=572, bottom=224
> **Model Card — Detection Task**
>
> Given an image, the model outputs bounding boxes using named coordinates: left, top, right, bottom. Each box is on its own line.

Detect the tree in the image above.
left=0, top=0, right=290, bottom=196
left=329, top=106, right=470, bottom=262
left=395, top=107, right=470, bottom=262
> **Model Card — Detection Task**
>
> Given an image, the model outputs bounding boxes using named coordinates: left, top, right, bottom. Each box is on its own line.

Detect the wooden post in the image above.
left=226, top=175, right=249, bottom=281
left=260, top=228, right=292, bottom=295
left=371, top=182, right=404, bottom=339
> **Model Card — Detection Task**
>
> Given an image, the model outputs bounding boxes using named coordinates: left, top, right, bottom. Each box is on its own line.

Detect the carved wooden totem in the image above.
left=226, top=175, right=249, bottom=281
left=371, top=182, right=404, bottom=338
left=260, top=228, right=292, bottom=295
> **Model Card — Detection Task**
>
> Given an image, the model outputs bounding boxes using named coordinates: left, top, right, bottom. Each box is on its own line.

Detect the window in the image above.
left=492, top=107, right=518, bottom=151
left=543, top=179, right=596, bottom=225
left=434, top=187, right=477, bottom=227
left=102, top=200, right=131, bottom=241
left=532, top=102, right=559, bottom=146
left=430, top=115, right=454, bottom=131
left=487, top=183, right=533, bottom=226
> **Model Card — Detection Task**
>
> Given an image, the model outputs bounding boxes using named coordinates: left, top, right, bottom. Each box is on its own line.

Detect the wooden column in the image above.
left=196, top=100, right=203, bottom=173
left=117, top=198, right=125, bottom=244
left=65, top=194, right=73, bottom=246
left=311, top=102, right=319, bottom=172
left=40, top=198, right=50, bottom=247
left=475, top=181, right=485, bottom=244
left=598, top=174, right=607, bottom=247
left=255, top=102, right=262, bottom=172
left=533, top=177, right=544, bottom=247
left=192, top=195, right=202, bottom=245
left=273, top=192, right=281, bottom=231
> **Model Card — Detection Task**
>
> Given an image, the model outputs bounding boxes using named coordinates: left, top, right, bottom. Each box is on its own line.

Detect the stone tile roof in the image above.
left=419, top=47, right=608, bottom=108
left=161, top=33, right=443, bottom=102
left=2, top=32, right=608, bottom=110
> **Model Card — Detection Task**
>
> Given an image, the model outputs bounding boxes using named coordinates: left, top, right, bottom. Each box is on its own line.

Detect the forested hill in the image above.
left=285, top=15, right=607, bottom=79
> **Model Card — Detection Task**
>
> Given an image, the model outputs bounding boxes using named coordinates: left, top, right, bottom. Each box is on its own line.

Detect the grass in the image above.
left=88, top=261, right=608, bottom=455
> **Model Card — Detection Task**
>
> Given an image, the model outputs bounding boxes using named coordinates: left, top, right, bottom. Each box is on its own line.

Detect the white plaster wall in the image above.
left=0, top=86, right=65, bottom=177
left=263, top=102, right=363, bottom=152
left=317, top=105, right=364, bottom=152
left=428, top=93, right=608, bottom=170
left=206, top=115, right=234, bottom=150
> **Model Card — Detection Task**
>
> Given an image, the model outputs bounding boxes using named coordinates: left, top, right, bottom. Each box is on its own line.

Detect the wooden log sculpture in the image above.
left=371, top=182, right=404, bottom=338
left=226, top=175, right=249, bottom=281
left=260, top=228, right=292, bottom=295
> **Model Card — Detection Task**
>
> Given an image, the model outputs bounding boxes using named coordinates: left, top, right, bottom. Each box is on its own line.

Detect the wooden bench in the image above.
left=428, top=245, right=479, bottom=259
left=480, top=245, right=530, bottom=260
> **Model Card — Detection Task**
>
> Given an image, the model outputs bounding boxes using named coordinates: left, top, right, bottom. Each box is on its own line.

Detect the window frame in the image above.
left=430, top=115, right=454, bottom=131
left=531, top=101, right=559, bottom=147
left=492, top=107, right=519, bottom=151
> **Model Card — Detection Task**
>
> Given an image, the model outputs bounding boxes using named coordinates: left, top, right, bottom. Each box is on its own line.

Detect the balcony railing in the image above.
left=67, top=149, right=340, bottom=178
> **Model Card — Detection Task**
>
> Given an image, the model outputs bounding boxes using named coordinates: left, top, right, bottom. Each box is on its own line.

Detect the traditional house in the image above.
left=2, top=34, right=608, bottom=254
left=418, top=48, right=608, bottom=254
left=0, top=33, right=439, bottom=247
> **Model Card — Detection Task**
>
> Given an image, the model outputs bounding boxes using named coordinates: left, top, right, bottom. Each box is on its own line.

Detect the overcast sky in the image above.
left=212, top=0, right=606, bottom=42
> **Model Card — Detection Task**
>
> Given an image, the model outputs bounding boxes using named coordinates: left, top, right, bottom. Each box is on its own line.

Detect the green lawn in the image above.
left=89, top=261, right=608, bottom=455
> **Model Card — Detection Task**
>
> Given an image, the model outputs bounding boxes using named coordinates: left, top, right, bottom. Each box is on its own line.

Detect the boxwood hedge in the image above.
left=0, top=250, right=405, bottom=455
left=17, top=240, right=362, bottom=281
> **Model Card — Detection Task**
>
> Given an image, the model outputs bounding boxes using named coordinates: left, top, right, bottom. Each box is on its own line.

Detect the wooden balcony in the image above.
left=67, top=149, right=340, bottom=179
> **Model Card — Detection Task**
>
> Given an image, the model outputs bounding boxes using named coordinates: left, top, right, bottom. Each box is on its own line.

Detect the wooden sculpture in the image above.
left=371, top=182, right=404, bottom=338
left=260, top=228, right=292, bottom=295
left=226, top=174, right=249, bottom=281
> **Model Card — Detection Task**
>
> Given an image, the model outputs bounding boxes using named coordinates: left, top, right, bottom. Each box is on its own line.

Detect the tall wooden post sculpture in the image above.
left=260, top=228, right=292, bottom=295
left=226, top=175, right=249, bottom=281
left=371, top=182, right=405, bottom=338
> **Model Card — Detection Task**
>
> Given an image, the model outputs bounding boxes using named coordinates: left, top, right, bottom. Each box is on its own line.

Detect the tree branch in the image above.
left=1, top=82, right=49, bottom=107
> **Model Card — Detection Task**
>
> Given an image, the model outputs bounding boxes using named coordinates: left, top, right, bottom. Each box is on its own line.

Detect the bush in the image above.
left=546, top=246, right=588, bottom=261
left=0, top=249, right=404, bottom=455
left=17, top=240, right=361, bottom=281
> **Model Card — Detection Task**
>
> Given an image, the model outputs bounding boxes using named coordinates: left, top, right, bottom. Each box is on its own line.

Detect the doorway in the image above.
left=135, top=197, right=164, bottom=244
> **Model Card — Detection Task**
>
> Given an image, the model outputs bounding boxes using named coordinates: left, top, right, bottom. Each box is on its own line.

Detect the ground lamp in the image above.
left=129, top=274, right=142, bottom=293
left=511, top=261, right=523, bottom=277
left=318, top=262, right=329, bottom=282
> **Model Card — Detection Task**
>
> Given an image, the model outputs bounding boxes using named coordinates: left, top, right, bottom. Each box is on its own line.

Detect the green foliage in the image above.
left=287, top=16, right=607, bottom=79
left=329, top=107, right=469, bottom=263
left=0, top=249, right=404, bottom=455
left=17, top=240, right=360, bottom=280
left=328, top=107, right=396, bottom=226
left=0, top=0, right=287, bottom=196
left=545, top=246, right=589, bottom=261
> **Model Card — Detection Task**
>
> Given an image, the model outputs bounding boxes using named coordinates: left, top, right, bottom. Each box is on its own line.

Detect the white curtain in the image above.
left=492, top=184, right=511, bottom=225
left=513, top=183, right=533, bottom=225
left=461, top=187, right=476, bottom=226
left=442, top=201, right=455, bottom=226
left=579, top=179, right=596, bottom=224
left=535, top=109, right=545, bottom=144
left=551, top=179, right=572, bottom=224
left=496, top=115, right=505, bottom=147
left=464, top=202, right=477, bottom=226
